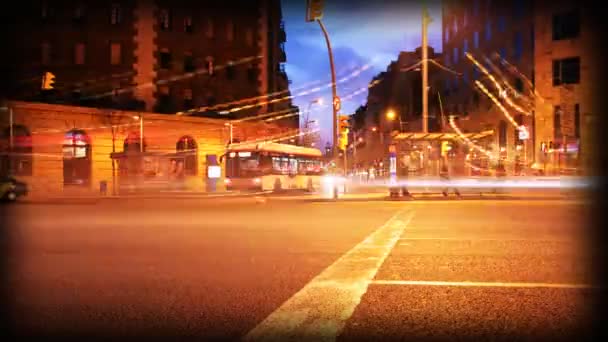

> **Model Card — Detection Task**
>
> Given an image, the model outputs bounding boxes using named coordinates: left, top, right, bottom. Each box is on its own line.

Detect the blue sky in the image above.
left=281, top=0, right=443, bottom=146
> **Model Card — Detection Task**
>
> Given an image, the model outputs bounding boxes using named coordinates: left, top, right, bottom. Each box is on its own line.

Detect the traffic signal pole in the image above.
left=316, top=19, right=339, bottom=161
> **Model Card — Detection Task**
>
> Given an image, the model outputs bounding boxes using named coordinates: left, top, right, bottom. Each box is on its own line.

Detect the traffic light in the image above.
left=306, top=0, right=324, bottom=22
left=338, top=115, right=349, bottom=151
left=41, top=71, right=56, bottom=90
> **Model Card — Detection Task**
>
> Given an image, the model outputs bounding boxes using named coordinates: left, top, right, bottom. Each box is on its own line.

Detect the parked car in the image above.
left=1, top=176, right=28, bottom=202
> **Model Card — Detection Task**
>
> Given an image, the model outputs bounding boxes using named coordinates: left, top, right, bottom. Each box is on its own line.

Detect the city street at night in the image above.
left=4, top=195, right=597, bottom=340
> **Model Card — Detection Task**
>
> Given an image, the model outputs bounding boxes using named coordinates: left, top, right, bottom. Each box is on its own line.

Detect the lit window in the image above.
left=110, top=43, right=121, bottom=65
left=110, top=4, right=121, bottom=25
left=75, top=43, right=85, bottom=65
left=184, top=15, right=193, bottom=33
left=445, top=26, right=450, bottom=43
left=62, top=130, right=92, bottom=186
left=474, top=31, right=479, bottom=48
left=159, top=9, right=171, bottom=31
left=453, top=47, right=459, bottom=64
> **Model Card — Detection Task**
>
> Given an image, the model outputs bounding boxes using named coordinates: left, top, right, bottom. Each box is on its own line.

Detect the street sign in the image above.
left=518, top=126, right=529, bottom=140
left=333, top=96, right=341, bottom=112
left=306, top=0, right=324, bottom=22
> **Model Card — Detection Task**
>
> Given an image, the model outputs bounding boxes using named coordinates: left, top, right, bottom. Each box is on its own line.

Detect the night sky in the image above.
left=281, top=0, right=443, bottom=146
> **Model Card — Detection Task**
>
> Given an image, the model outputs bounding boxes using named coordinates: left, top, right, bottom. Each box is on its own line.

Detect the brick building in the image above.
left=533, top=2, right=596, bottom=173
left=2, top=0, right=298, bottom=128
left=441, top=0, right=535, bottom=170
left=0, top=101, right=289, bottom=198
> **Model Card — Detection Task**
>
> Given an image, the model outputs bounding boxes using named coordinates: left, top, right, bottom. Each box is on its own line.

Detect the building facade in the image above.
left=0, top=101, right=289, bottom=198
left=2, top=0, right=298, bottom=128
left=533, top=1, right=595, bottom=173
left=441, top=0, right=535, bottom=171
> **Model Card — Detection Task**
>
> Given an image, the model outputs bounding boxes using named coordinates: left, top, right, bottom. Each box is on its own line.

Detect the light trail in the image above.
left=474, top=80, right=526, bottom=133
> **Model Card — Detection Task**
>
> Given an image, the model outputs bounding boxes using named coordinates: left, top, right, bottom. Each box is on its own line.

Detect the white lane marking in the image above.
left=243, top=209, right=415, bottom=342
left=370, top=280, right=599, bottom=289
left=398, top=237, right=573, bottom=242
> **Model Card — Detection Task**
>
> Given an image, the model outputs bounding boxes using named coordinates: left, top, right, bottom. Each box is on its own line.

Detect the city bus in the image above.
left=223, top=142, right=325, bottom=192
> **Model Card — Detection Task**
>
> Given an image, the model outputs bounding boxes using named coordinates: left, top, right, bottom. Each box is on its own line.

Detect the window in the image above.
left=183, top=53, right=195, bottom=72
left=514, top=77, right=524, bottom=92
left=513, top=31, right=523, bottom=62
left=226, top=61, right=235, bottom=80
left=498, top=120, right=507, bottom=148
left=473, top=31, right=479, bottom=48
left=75, top=43, right=85, bottom=65
left=499, top=47, right=506, bottom=59
left=514, top=114, right=524, bottom=143
left=73, top=4, right=85, bottom=25
left=160, top=49, right=171, bottom=69
left=553, top=57, right=580, bottom=85
left=110, top=43, right=121, bottom=65
left=453, top=47, right=459, bottom=64
left=463, top=10, right=468, bottom=27
left=226, top=20, right=234, bottom=41
left=176, top=136, right=197, bottom=175
left=1, top=125, right=32, bottom=176
left=159, top=9, right=171, bottom=31
left=206, top=56, right=214, bottom=75
left=463, top=71, right=469, bottom=84
left=444, top=53, right=450, bottom=67
left=553, top=9, right=580, bottom=40
left=472, top=66, right=479, bottom=80
left=463, top=39, right=468, bottom=55
left=246, top=28, right=254, bottom=46
left=206, top=18, right=214, bottom=38
left=183, top=89, right=193, bottom=109
left=445, top=26, right=450, bottom=43
left=110, top=3, right=121, bottom=25
left=453, top=17, right=458, bottom=34
left=41, top=42, right=51, bottom=65
left=184, top=15, right=193, bottom=33
left=485, top=20, right=492, bottom=40
left=574, top=104, right=580, bottom=139
left=498, top=16, right=506, bottom=32
left=156, top=85, right=172, bottom=113
left=63, top=130, right=92, bottom=186
left=554, top=106, right=562, bottom=138
left=513, top=0, right=525, bottom=19
left=247, top=63, right=258, bottom=83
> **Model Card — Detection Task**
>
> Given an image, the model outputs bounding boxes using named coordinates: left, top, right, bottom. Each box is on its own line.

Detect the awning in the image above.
left=392, top=130, right=495, bottom=141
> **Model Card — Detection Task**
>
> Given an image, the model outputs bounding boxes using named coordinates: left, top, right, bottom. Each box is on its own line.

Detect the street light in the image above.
left=386, top=109, right=405, bottom=132
left=132, top=114, right=143, bottom=153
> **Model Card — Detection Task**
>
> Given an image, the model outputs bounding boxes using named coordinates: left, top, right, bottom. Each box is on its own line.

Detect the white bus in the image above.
left=223, top=142, right=325, bottom=192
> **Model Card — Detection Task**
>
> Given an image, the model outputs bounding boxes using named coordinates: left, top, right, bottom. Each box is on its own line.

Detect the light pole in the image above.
left=225, top=122, right=233, bottom=145
left=316, top=19, right=339, bottom=159
left=386, top=109, right=406, bottom=132
left=132, top=114, right=144, bottom=153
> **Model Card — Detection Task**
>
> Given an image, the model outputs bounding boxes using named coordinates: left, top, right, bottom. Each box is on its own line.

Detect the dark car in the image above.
left=1, top=176, right=28, bottom=202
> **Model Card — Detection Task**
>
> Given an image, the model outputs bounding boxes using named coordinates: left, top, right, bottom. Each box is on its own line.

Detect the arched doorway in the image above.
left=1, top=125, right=33, bottom=176
left=63, top=129, right=92, bottom=186
left=176, top=135, right=197, bottom=175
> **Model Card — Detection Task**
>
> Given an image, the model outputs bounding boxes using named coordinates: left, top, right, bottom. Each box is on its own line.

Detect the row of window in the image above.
left=445, top=8, right=580, bottom=45
left=39, top=3, right=256, bottom=42
left=41, top=42, right=123, bottom=66
left=446, top=28, right=527, bottom=66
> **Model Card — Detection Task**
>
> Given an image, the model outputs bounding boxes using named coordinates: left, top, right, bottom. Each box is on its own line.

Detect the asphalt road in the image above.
left=2, top=195, right=599, bottom=341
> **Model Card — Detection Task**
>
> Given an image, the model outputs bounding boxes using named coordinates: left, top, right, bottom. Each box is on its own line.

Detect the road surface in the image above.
left=3, top=195, right=599, bottom=340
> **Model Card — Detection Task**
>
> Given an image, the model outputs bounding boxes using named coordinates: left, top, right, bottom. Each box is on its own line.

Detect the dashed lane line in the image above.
left=243, top=209, right=415, bottom=342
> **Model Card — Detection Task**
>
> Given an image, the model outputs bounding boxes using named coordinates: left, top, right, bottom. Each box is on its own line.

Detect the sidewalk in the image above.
left=18, top=190, right=269, bottom=204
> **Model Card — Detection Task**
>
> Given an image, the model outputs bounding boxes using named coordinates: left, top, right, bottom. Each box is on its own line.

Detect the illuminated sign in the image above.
left=208, top=166, right=221, bottom=179
left=238, top=151, right=252, bottom=157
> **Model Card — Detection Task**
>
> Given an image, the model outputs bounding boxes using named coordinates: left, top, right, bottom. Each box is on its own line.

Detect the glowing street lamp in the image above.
left=386, top=109, right=396, bottom=121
